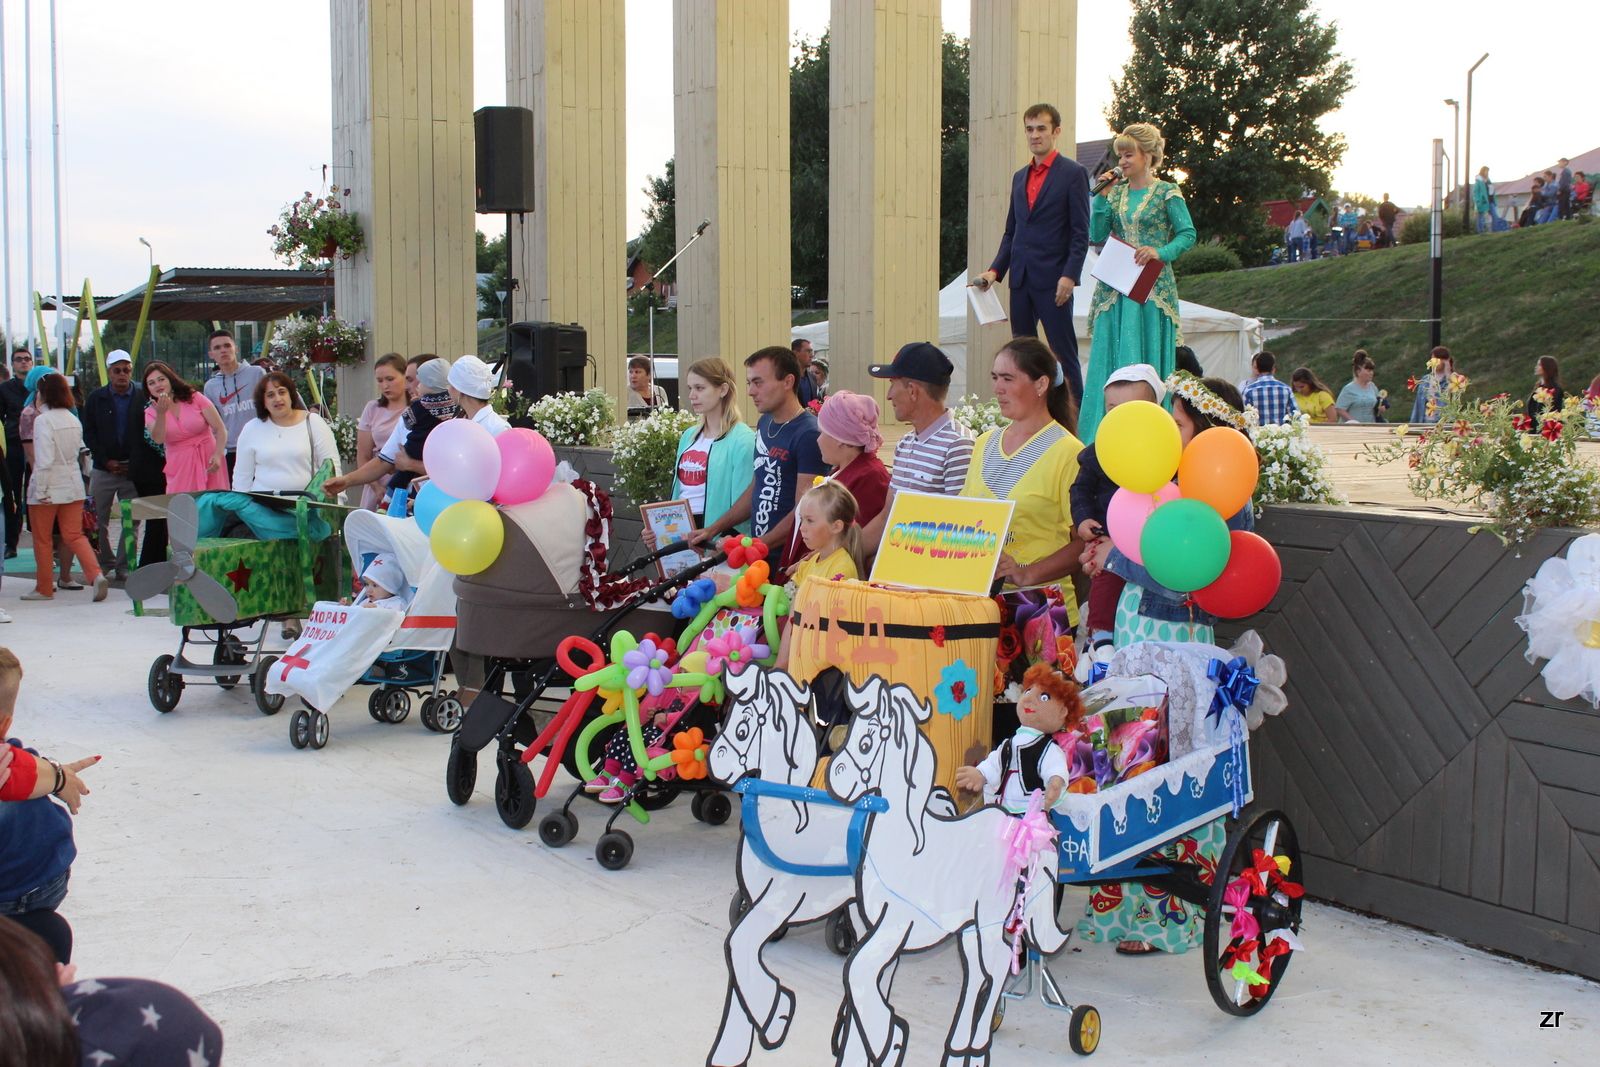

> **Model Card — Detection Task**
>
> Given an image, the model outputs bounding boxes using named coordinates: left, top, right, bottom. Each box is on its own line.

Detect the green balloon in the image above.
left=1140, top=499, right=1231, bottom=592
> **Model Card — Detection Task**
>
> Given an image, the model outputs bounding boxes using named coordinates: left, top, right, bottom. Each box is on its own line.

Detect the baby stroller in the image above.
left=444, top=479, right=744, bottom=864
left=265, top=508, right=460, bottom=750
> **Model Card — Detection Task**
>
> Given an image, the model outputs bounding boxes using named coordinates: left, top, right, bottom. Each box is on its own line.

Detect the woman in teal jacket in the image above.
left=668, top=357, right=754, bottom=532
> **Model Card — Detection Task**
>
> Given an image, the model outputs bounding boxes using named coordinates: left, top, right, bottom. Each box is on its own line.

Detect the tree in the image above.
left=1108, top=0, right=1353, bottom=265
left=635, top=159, right=677, bottom=273
left=475, top=231, right=509, bottom=317
left=790, top=32, right=970, bottom=303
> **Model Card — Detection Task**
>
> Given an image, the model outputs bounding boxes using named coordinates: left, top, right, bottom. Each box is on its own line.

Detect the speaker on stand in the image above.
left=474, top=106, right=536, bottom=381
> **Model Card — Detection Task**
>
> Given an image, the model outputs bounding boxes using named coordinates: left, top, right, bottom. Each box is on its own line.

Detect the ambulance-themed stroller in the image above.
left=266, top=508, right=460, bottom=750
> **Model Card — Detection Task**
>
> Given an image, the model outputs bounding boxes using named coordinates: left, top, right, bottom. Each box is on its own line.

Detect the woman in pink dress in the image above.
left=142, top=362, right=228, bottom=493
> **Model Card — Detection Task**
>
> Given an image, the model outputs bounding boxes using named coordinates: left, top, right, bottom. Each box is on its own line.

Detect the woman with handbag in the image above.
left=230, top=372, right=341, bottom=494
left=21, top=372, right=108, bottom=602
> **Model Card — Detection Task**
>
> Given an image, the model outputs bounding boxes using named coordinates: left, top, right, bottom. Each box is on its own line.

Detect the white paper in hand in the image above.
left=1089, top=235, right=1155, bottom=303
left=967, top=281, right=1007, bottom=325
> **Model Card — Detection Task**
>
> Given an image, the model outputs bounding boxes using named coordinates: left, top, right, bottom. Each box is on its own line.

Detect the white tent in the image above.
left=793, top=254, right=1264, bottom=397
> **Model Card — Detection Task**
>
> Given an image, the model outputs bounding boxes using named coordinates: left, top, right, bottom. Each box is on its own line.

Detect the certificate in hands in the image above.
left=1090, top=235, right=1161, bottom=304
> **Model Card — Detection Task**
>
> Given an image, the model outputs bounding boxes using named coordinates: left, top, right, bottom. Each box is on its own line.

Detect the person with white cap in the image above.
left=1069, top=363, right=1165, bottom=678
left=324, top=357, right=457, bottom=501
left=446, top=354, right=510, bottom=437
left=82, top=350, right=146, bottom=581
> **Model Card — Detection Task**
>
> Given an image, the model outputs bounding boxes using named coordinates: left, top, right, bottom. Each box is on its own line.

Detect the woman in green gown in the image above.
left=1079, top=123, right=1197, bottom=443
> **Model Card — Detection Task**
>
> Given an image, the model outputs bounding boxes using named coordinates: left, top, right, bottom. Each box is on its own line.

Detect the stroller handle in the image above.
left=586, top=547, right=731, bottom=646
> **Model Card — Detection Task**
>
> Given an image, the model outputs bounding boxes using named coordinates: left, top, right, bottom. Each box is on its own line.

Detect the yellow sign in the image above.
left=869, top=491, right=1015, bottom=596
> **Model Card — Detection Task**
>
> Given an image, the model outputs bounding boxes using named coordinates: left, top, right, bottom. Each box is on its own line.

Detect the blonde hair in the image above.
left=799, top=481, right=863, bottom=577
left=1114, top=122, right=1166, bottom=173
left=684, top=357, right=744, bottom=433
left=0, top=648, right=21, bottom=721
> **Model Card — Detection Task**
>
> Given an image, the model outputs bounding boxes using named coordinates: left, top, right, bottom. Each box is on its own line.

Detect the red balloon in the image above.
left=1192, top=531, right=1282, bottom=619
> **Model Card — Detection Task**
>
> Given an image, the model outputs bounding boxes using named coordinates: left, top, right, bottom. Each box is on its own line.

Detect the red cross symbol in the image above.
left=279, top=643, right=314, bottom=682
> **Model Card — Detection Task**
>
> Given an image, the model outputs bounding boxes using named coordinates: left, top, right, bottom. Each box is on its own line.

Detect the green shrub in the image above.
left=611, top=407, right=698, bottom=503
left=1399, top=210, right=1467, bottom=245
left=1173, top=244, right=1244, bottom=277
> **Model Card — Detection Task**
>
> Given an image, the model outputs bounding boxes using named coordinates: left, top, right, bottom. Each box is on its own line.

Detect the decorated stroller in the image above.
left=124, top=470, right=352, bottom=719
left=264, top=508, right=460, bottom=749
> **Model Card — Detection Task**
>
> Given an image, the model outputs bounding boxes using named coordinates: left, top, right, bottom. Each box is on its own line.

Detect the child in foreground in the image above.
left=0, top=648, right=98, bottom=926
left=775, top=481, right=863, bottom=668
left=1070, top=364, right=1165, bottom=679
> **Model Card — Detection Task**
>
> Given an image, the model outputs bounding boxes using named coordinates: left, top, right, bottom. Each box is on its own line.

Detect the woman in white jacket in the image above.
left=23, top=373, right=108, bottom=601
left=231, top=372, right=341, bottom=494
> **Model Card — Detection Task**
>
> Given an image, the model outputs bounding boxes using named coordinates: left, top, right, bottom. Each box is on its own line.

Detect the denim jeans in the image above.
left=0, top=867, right=70, bottom=915
left=1477, top=211, right=1493, bottom=234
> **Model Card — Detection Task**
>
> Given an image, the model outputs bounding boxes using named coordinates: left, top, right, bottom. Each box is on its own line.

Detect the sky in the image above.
left=0, top=0, right=1592, bottom=343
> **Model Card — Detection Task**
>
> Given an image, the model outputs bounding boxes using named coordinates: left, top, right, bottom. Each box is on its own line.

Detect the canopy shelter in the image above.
left=41, top=267, right=331, bottom=322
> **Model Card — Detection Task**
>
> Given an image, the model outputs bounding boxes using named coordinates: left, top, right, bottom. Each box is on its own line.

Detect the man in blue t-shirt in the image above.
left=689, top=345, right=824, bottom=567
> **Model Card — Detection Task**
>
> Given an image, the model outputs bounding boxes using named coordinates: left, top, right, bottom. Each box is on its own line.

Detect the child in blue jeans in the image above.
left=0, top=647, right=96, bottom=919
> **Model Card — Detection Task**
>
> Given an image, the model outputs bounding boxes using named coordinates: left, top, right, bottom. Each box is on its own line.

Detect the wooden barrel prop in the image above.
left=789, top=578, right=1000, bottom=797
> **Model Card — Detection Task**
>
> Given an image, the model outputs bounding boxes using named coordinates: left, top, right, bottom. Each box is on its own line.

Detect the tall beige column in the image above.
left=826, top=0, right=942, bottom=409
left=965, top=1, right=1077, bottom=395
left=506, top=0, right=628, bottom=411
left=330, top=0, right=476, bottom=394
left=673, top=0, right=791, bottom=373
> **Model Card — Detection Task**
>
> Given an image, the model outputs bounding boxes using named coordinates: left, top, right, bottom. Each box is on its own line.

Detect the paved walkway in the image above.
left=2, top=590, right=1594, bottom=1065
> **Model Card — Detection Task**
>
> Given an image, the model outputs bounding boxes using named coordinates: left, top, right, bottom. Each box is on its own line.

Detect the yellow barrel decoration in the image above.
left=789, top=578, right=1000, bottom=798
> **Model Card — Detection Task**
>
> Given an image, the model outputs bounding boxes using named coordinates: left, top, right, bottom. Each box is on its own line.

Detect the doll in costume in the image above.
left=957, top=663, right=1086, bottom=812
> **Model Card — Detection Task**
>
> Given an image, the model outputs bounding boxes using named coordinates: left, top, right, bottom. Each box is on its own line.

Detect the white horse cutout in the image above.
left=827, top=676, right=1070, bottom=1067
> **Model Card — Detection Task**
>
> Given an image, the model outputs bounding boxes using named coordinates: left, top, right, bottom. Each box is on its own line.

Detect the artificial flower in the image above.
left=669, top=727, right=710, bottom=780
left=623, top=638, right=675, bottom=697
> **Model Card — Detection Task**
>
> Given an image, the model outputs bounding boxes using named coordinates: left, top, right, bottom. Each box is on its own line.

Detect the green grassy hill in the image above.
left=1182, top=220, right=1600, bottom=402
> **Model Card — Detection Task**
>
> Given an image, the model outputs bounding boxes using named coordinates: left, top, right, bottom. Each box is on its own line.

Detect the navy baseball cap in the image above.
left=868, top=341, right=953, bottom=385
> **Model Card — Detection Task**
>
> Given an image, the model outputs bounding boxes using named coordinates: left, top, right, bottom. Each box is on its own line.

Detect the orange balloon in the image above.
left=1177, top=427, right=1259, bottom=518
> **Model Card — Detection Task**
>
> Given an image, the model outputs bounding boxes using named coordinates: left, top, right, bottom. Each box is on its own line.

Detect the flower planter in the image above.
left=552, top=445, right=645, bottom=569
left=308, top=342, right=338, bottom=365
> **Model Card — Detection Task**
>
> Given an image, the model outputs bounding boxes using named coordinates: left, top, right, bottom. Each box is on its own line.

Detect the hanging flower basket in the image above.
left=308, top=340, right=338, bottom=365
left=270, top=316, right=368, bottom=371
left=268, top=172, right=365, bottom=270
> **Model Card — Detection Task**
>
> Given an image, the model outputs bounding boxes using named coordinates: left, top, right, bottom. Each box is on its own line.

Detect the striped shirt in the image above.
left=889, top=411, right=975, bottom=498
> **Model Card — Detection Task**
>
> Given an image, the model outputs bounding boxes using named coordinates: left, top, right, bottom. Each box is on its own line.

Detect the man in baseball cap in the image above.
left=83, top=349, right=143, bottom=582
left=860, top=341, right=975, bottom=554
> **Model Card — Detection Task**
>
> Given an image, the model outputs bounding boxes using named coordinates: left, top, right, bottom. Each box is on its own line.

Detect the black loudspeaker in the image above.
left=474, top=106, right=536, bottom=214
left=507, top=321, right=588, bottom=401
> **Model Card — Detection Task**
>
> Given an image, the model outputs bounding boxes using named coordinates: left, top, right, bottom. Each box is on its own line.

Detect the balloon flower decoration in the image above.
left=1094, top=389, right=1282, bottom=618
left=523, top=535, right=790, bottom=827
left=422, top=421, right=557, bottom=575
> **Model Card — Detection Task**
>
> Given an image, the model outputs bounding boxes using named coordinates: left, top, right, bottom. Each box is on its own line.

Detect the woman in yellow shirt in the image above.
left=960, top=338, right=1086, bottom=731
left=1290, top=367, right=1338, bottom=423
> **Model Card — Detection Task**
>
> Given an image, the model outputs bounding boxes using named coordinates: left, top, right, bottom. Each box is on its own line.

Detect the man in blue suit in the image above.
left=974, top=103, right=1091, bottom=401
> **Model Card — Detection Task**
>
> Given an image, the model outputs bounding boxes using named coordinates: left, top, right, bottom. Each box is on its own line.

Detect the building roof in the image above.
left=1489, top=145, right=1600, bottom=199
left=42, top=267, right=332, bottom=322
left=1076, top=137, right=1114, bottom=176
left=1262, top=196, right=1332, bottom=228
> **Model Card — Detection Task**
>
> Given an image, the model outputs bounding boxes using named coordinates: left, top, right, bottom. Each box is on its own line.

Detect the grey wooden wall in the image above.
left=1218, top=505, right=1600, bottom=981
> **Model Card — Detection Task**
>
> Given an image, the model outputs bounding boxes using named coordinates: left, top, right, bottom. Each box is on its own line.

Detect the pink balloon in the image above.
left=423, top=418, right=502, bottom=501
left=1106, top=483, right=1180, bottom=565
left=494, top=428, right=556, bottom=505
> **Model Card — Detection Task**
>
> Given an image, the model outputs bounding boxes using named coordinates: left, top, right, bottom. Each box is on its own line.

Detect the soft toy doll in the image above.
left=956, top=663, right=1086, bottom=812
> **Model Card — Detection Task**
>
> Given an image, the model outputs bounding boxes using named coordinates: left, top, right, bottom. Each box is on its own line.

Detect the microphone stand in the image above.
left=642, top=219, right=711, bottom=289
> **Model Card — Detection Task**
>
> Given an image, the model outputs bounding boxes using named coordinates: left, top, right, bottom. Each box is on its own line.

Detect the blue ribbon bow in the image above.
left=1206, top=656, right=1260, bottom=726
left=1086, top=661, right=1109, bottom=686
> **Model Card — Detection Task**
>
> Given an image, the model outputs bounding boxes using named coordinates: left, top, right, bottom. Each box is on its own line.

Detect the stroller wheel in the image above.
left=595, top=830, right=634, bottom=871
left=213, top=634, right=247, bottom=690
left=494, top=755, right=537, bottom=830
left=367, top=689, right=387, bottom=722
left=253, top=657, right=285, bottom=715
left=432, top=692, right=465, bottom=734
left=538, top=810, right=576, bottom=848
left=699, top=792, right=733, bottom=826
left=310, top=712, right=331, bottom=749
left=290, top=708, right=313, bottom=749
left=420, top=696, right=439, bottom=732
left=636, top=779, right=677, bottom=812
left=825, top=908, right=857, bottom=957
left=148, top=654, right=183, bottom=714
left=382, top=690, right=411, bottom=724
left=445, top=739, right=477, bottom=806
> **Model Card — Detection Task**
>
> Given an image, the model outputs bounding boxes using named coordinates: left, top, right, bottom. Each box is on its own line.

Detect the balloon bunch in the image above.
left=1094, top=400, right=1282, bottom=619
left=419, top=421, right=557, bottom=575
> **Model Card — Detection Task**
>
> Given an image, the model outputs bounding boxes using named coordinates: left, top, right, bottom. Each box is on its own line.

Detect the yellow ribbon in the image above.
left=1582, top=621, right=1600, bottom=650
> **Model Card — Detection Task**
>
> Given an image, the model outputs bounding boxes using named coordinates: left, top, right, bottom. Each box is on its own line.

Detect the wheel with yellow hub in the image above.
left=1068, top=1004, right=1100, bottom=1056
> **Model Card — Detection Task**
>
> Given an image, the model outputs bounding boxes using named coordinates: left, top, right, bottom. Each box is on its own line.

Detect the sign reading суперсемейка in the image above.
left=869, top=491, right=1014, bottom=597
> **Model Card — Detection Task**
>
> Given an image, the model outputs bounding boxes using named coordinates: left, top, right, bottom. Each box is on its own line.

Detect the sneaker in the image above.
left=4, top=548, right=16, bottom=559
left=57, top=578, right=84, bottom=591
left=93, top=575, right=109, bottom=602
left=0, top=608, right=12, bottom=623
left=20, top=590, right=53, bottom=601
left=597, top=785, right=628, bottom=804
left=583, top=775, right=611, bottom=794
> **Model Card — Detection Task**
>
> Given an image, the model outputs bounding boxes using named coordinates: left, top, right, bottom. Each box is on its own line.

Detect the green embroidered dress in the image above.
left=1079, top=180, right=1196, bottom=443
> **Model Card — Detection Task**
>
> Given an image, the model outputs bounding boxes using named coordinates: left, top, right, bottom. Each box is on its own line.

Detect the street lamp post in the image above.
left=1462, top=53, right=1489, bottom=230
left=1443, top=99, right=1459, bottom=207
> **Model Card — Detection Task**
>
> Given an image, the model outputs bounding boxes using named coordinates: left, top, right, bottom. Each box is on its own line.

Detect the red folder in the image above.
left=1092, top=234, right=1162, bottom=304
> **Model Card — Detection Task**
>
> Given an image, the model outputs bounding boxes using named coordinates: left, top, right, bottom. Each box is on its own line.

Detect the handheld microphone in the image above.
left=1090, top=166, right=1123, bottom=196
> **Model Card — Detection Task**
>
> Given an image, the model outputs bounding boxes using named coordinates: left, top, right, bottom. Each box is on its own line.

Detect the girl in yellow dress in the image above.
left=775, top=481, right=862, bottom=668
left=1290, top=367, right=1337, bottom=423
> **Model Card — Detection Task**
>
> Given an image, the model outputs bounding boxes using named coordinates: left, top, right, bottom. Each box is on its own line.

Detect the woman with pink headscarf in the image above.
left=815, top=390, right=889, bottom=525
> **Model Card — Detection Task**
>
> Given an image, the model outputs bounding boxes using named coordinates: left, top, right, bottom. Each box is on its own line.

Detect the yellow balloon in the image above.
left=1096, top=399, right=1183, bottom=493
left=430, top=499, right=505, bottom=575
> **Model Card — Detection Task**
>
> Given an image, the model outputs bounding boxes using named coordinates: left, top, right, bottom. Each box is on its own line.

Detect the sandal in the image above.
left=1115, top=940, right=1161, bottom=956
